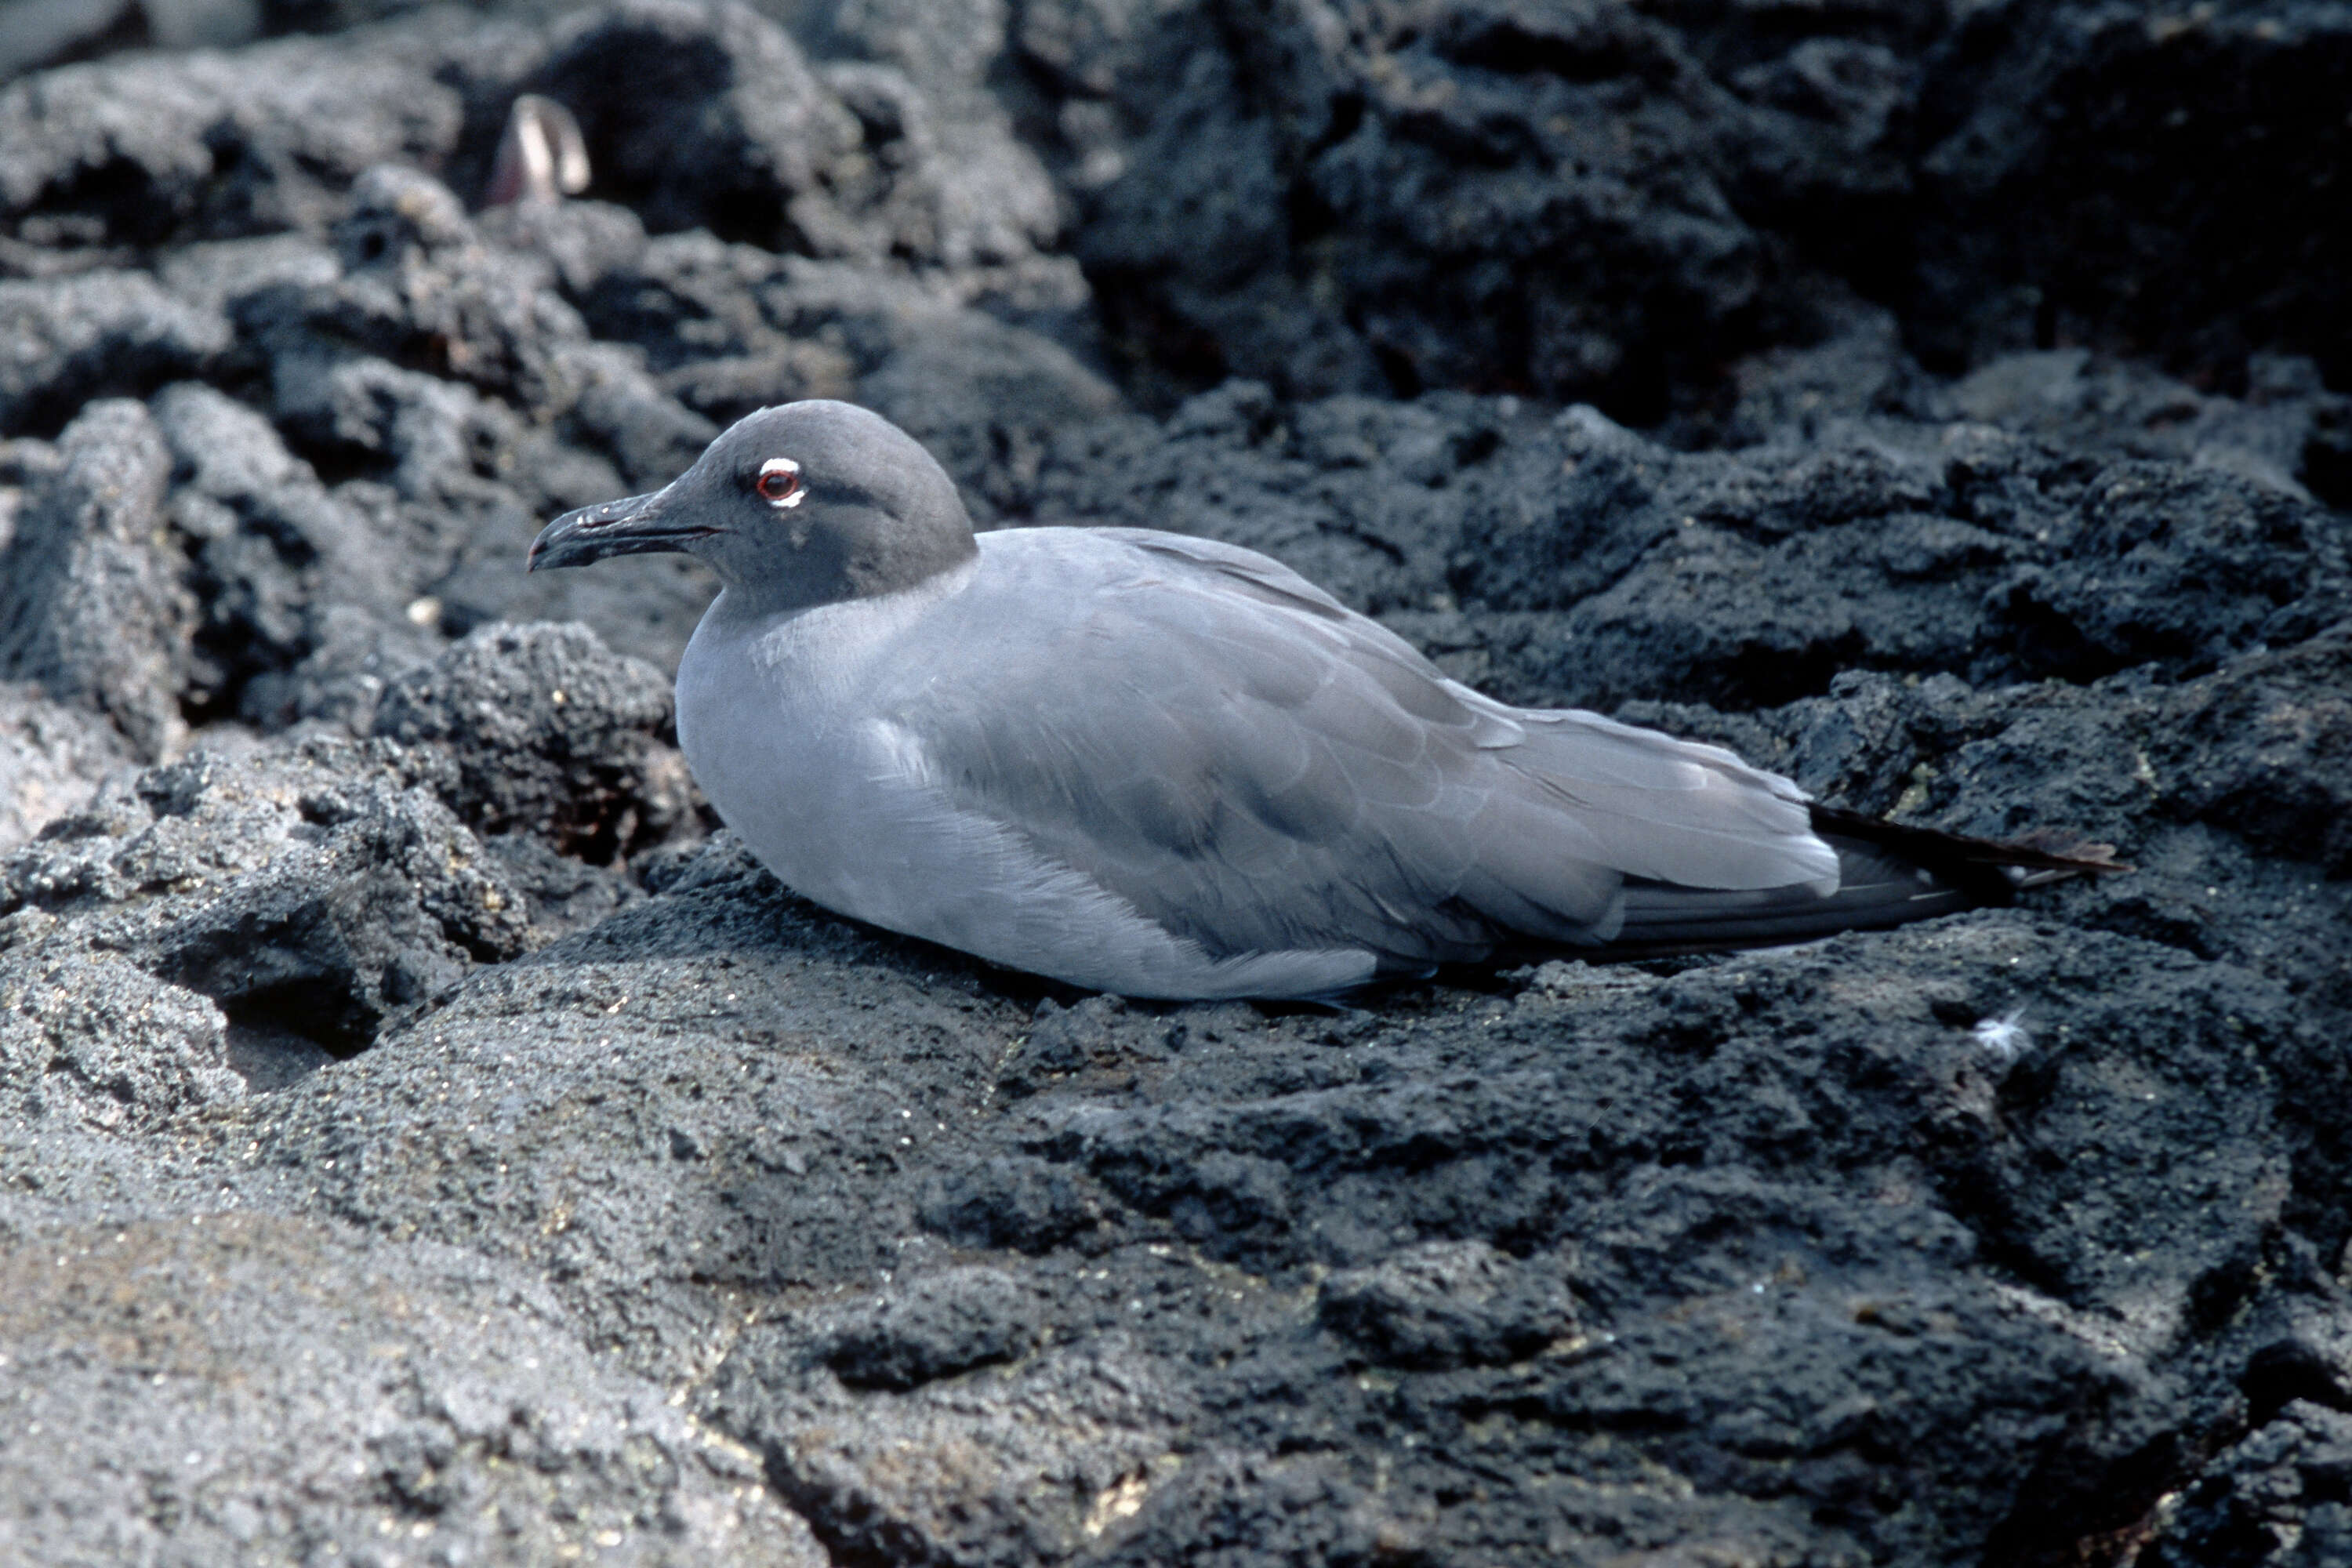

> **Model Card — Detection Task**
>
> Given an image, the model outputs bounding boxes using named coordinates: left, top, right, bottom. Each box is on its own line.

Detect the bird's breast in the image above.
left=673, top=581, right=986, bottom=924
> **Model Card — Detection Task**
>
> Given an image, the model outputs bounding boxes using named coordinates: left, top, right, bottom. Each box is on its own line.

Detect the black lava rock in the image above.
left=1, top=1, right=2350, bottom=1563
left=372, top=619, right=697, bottom=862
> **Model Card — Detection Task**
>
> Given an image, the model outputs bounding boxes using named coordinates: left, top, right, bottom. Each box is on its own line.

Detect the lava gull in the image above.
left=528, top=401, right=2114, bottom=998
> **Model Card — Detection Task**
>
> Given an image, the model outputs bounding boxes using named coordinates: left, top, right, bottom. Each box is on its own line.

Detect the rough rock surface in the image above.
left=1, top=741, right=535, bottom=1049
left=0, top=682, right=136, bottom=851
left=1009, top=0, right=2352, bottom=413
left=372, top=619, right=697, bottom=861
left=0, top=397, right=194, bottom=759
left=2, top=2, right=2350, bottom=1564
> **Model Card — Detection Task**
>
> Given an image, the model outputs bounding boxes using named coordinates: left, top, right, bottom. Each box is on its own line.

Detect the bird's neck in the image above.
left=711, top=542, right=983, bottom=630
left=840, top=524, right=980, bottom=604
left=720, top=517, right=979, bottom=615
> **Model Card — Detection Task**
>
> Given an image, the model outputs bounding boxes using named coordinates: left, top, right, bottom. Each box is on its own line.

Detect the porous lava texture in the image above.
left=2, top=2, right=2348, bottom=1564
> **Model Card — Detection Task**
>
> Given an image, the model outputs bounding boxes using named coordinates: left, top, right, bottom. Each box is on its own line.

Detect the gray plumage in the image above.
left=529, top=400, right=2091, bottom=999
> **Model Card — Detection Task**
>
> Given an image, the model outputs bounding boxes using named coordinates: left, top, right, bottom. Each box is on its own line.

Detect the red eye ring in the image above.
left=757, top=458, right=803, bottom=506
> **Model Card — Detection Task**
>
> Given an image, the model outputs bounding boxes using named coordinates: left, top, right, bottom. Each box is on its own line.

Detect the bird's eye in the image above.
left=756, top=457, right=804, bottom=508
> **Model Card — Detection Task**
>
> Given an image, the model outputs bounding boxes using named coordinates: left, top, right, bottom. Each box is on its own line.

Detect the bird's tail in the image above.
left=1592, top=804, right=2128, bottom=959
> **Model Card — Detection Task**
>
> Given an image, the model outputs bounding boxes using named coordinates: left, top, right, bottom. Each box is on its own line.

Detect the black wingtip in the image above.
left=1552, top=805, right=2135, bottom=961
left=1805, top=803, right=2134, bottom=881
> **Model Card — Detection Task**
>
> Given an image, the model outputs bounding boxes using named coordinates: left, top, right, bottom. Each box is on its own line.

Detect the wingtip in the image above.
left=2002, top=829, right=2134, bottom=876
left=1806, top=802, right=2135, bottom=881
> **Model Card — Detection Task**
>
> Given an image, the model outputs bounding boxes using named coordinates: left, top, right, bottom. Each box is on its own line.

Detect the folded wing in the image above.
left=885, top=529, right=1847, bottom=973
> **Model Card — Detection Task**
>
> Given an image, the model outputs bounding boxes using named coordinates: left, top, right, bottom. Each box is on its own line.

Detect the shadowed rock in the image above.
left=0, top=399, right=193, bottom=759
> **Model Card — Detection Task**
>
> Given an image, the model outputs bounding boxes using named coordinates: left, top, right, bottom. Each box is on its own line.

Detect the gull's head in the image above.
left=526, top=400, right=977, bottom=608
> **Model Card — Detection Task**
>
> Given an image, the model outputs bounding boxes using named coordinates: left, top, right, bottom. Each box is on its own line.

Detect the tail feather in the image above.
left=1802, top=803, right=2129, bottom=886
left=1570, top=806, right=2128, bottom=960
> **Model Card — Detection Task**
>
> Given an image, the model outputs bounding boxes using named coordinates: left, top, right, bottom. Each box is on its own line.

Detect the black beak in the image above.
left=526, top=487, right=710, bottom=571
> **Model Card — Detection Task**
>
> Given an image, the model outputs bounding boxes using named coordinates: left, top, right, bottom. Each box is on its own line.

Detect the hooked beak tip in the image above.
left=526, top=488, right=693, bottom=572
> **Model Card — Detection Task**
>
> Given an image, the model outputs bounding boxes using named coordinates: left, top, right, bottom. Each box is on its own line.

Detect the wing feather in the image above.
left=879, top=528, right=1838, bottom=970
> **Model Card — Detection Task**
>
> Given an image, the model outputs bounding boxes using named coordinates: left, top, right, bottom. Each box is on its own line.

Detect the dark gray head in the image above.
left=527, top=401, right=976, bottom=610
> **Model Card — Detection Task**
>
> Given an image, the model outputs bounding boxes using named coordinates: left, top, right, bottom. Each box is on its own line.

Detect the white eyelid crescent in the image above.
left=760, top=456, right=805, bottom=509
